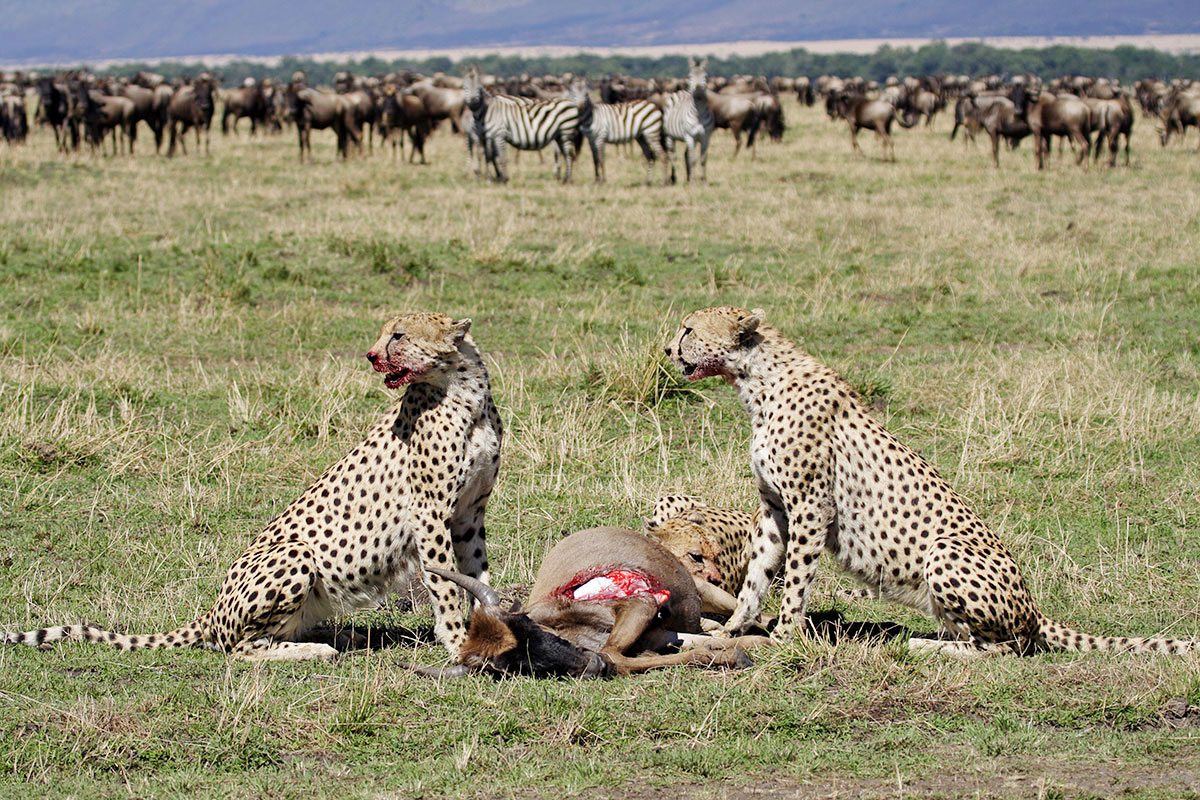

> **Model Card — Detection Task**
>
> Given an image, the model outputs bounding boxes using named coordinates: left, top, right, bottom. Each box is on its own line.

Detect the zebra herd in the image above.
left=463, top=58, right=714, bottom=184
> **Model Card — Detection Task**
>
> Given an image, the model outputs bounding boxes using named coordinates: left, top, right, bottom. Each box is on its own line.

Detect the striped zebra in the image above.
left=663, top=57, right=715, bottom=183
left=462, top=66, right=578, bottom=183
left=568, top=78, right=670, bottom=184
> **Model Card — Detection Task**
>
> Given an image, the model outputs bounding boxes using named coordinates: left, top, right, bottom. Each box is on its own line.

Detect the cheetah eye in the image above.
left=688, top=552, right=704, bottom=563
left=391, top=332, right=404, bottom=341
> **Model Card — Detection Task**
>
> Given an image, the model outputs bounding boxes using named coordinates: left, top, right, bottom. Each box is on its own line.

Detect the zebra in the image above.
left=462, top=66, right=578, bottom=184
left=568, top=78, right=670, bottom=184
left=663, top=57, right=715, bottom=183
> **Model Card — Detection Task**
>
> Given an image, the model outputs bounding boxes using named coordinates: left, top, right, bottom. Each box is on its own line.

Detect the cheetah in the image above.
left=664, top=306, right=1196, bottom=656
left=3, top=312, right=501, bottom=661
left=646, top=495, right=755, bottom=592
left=646, top=495, right=873, bottom=621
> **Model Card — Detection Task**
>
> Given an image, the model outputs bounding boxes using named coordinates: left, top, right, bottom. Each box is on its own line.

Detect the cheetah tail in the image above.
left=1037, top=615, right=1196, bottom=655
left=2, top=618, right=210, bottom=653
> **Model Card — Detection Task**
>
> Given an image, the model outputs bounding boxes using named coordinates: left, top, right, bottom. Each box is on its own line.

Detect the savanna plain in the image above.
left=1, top=99, right=1199, bottom=799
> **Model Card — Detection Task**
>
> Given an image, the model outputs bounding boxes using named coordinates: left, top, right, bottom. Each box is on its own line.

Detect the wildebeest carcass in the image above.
left=412, top=527, right=767, bottom=679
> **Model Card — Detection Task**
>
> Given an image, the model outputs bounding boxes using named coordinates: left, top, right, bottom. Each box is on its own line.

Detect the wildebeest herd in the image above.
left=2, top=60, right=1198, bottom=179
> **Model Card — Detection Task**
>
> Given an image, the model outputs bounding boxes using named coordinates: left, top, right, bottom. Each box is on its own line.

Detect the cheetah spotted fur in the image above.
left=665, top=306, right=1196, bottom=656
left=3, top=312, right=502, bottom=661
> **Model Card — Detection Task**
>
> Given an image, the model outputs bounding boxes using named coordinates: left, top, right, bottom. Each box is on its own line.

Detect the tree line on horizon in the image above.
left=86, top=41, right=1200, bottom=85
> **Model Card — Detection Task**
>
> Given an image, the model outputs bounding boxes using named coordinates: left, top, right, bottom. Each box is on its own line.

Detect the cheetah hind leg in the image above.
left=234, top=639, right=338, bottom=662
left=907, top=632, right=1019, bottom=660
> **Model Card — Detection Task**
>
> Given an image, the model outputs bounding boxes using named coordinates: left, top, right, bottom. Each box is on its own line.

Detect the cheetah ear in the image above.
left=451, top=318, right=472, bottom=341
left=644, top=518, right=660, bottom=531
left=735, top=308, right=764, bottom=340
left=686, top=510, right=707, bottom=526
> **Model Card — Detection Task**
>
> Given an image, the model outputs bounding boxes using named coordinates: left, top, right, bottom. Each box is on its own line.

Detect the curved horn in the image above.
left=397, top=660, right=473, bottom=679
left=426, top=567, right=500, bottom=607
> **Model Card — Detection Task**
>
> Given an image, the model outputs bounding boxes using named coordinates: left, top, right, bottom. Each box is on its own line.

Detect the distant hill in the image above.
left=2, top=0, right=1199, bottom=64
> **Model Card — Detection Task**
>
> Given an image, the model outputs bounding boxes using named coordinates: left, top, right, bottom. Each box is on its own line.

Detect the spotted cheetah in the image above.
left=646, top=495, right=755, bottom=592
left=646, top=495, right=874, bottom=617
left=665, top=306, right=1196, bottom=656
left=3, top=312, right=501, bottom=661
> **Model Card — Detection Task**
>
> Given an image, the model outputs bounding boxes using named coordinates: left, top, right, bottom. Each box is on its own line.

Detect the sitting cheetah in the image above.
left=665, top=306, right=1196, bottom=656
left=3, top=312, right=501, bottom=661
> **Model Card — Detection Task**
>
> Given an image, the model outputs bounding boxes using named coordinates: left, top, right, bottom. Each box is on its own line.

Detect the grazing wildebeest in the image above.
left=1159, top=88, right=1200, bottom=149
left=286, top=84, right=352, bottom=162
left=410, top=528, right=766, bottom=679
left=832, top=90, right=912, bottom=161
left=166, top=78, right=216, bottom=157
left=378, top=84, right=432, bottom=164
left=222, top=79, right=267, bottom=136
left=1012, top=85, right=1092, bottom=170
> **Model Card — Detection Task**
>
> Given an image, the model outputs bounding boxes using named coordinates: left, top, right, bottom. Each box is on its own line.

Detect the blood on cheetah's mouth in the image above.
left=384, top=368, right=414, bottom=388
left=681, top=360, right=725, bottom=382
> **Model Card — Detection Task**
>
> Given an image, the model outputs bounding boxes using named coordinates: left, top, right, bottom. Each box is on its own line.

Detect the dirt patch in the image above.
left=1140, top=697, right=1200, bottom=730
left=516, top=758, right=1200, bottom=800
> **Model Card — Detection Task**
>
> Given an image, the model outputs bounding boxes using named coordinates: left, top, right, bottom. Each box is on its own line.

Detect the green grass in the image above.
left=1, top=102, right=1200, bottom=799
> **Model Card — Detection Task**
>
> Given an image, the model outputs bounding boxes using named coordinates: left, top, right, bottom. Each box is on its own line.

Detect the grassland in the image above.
left=1, top=101, right=1199, bottom=799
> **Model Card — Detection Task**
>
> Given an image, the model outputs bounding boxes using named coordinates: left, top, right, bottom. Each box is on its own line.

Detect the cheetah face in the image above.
left=644, top=516, right=724, bottom=586
left=366, top=312, right=471, bottom=389
left=664, top=306, right=763, bottom=382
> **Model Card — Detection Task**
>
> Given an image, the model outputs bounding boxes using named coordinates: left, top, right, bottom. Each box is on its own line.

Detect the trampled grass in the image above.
left=1, top=101, right=1199, bottom=798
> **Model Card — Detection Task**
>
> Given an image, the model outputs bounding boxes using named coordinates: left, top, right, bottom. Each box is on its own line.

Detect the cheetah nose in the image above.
left=663, top=347, right=672, bottom=357
left=366, top=351, right=379, bottom=364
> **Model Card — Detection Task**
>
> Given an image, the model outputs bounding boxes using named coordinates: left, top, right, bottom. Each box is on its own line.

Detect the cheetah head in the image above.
left=644, top=512, right=724, bottom=587
left=664, top=306, right=764, bottom=382
left=366, top=312, right=472, bottom=389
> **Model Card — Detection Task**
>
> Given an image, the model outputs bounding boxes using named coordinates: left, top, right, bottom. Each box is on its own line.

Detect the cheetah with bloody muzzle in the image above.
left=4, top=312, right=501, bottom=661
left=664, top=306, right=1196, bottom=656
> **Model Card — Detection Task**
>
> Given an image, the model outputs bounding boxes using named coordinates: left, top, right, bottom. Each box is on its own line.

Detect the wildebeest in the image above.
left=75, top=83, right=135, bottom=155
left=221, top=79, right=267, bottom=136
left=116, top=82, right=163, bottom=153
left=1086, top=93, right=1133, bottom=166
left=285, top=84, right=353, bottom=162
left=1012, top=85, right=1092, bottom=170
left=1159, top=88, right=1200, bottom=149
left=831, top=91, right=913, bottom=161
left=1, top=91, right=28, bottom=144
left=411, top=528, right=766, bottom=679
left=166, top=78, right=216, bottom=157
left=36, top=77, right=77, bottom=151
left=707, top=91, right=762, bottom=159
left=378, top=84, right=432, bottom=163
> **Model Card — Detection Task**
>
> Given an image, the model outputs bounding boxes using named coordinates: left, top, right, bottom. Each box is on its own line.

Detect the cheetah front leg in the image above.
left=450, top=500, right=490, bottom=587
left=415, top=508, right=472, bottom=658
left=772, top=498, right=836, bottom=640
left=721, top=499, right=786, bottom=636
